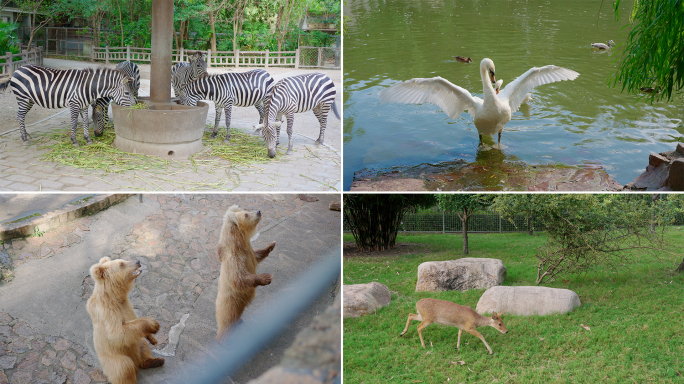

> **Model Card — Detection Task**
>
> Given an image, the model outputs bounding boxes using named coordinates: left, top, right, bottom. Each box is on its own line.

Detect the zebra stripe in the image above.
left=172, top=51, right=207, bottom=98
left=0, top=64, right=135, bottom=145
left=91, top=61, right=141, bottom=136
left=177, top=69, right=274, bottom=142
left=262, top=73, right=339, bottom=158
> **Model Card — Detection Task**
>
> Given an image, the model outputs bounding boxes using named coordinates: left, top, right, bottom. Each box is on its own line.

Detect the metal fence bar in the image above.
left=173, top=247, right=341, bottom=384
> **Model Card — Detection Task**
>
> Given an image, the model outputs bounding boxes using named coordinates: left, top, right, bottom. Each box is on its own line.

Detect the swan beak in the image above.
left=489, top=71, right=496, bottom=84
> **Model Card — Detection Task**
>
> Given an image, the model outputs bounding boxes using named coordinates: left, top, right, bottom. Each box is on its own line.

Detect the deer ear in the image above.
left=492, top=311, right=500, bottom=320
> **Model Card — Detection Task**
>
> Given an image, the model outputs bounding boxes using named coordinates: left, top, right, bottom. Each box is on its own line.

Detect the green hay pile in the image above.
left=36, top=124, right=280, bottom=174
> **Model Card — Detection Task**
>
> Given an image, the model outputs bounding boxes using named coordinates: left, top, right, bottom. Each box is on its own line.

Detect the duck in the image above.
left=454, top=56, right=473, bottom=63
left=378, top=58, right=579, bottom=146
left=591, top=40, right=614, bottom=49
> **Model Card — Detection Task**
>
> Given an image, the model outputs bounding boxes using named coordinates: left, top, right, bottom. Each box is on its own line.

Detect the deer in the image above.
left=400, top=298, right=508, bottom=355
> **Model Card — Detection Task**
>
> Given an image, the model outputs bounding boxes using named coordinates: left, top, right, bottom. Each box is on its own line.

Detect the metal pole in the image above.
left=150, top=0, right=173, bottom=104
left=442, top=210, right=445, bottom=234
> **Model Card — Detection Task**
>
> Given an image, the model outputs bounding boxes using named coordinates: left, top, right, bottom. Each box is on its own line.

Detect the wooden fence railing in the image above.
left=91, top=46, right=305, bottom=69
left=0, top=48, right=44, bottom=78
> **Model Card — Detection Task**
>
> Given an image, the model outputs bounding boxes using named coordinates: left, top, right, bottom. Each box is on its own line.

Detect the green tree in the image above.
left=612, top=0, right=684, bottom=102
left=343, top=194, right=436, bottom=252
left=436, top=194, right=494, bottom=255
left=494, top=194, right=681, bottom=284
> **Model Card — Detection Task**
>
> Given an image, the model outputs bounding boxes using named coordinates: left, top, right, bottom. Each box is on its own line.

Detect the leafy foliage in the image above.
left=343, top=194, right=436, bottom=252
left=0, top=21, right=20, bottom=57
left=493, top=194, right=684, bottom=284
left=612, top=0, right=684, bottom=102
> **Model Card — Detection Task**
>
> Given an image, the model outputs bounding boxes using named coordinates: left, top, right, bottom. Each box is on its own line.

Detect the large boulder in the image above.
left=343, top=282, right=391, bottom=318
left=415, top=258, right=506, bottom=292
left=476, top=286, right=581, bottom=316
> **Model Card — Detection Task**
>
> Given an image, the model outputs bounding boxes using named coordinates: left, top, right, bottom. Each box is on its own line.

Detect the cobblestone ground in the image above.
left=0, top=66, right=341, bottom=192
left=0, top=193, right=341, bottom=384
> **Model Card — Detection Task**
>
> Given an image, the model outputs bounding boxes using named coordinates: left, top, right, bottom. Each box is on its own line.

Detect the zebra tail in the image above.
left=0, top=78, right=10, bottom=93
left=332, top=98, right=341, bottom=120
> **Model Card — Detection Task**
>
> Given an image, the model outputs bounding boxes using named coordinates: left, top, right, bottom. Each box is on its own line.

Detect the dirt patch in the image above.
left=343, top=241, right=428, bottom=258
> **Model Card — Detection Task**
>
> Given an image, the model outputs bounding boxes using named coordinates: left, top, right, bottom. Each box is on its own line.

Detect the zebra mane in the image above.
left=81, top=67, right=119, bottom=75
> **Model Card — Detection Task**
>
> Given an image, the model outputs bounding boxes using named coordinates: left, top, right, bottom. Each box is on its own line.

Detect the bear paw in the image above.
left=258, top=273, right=273, bottom=285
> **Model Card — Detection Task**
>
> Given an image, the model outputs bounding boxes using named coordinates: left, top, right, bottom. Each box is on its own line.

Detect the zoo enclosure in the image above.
left=16, top=27, right=340, bottom=69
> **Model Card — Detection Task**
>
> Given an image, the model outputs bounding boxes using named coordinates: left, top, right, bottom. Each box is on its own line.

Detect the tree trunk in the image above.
left=650, top=194, right=660, bottom=233
left=462, top=211, right=469, bottom=255
left=528, top=214, right=534, bottom=235
left=209, top=12, right=217, bottom=52
left=115, top=0, right=124, bottom=46
left=676, top=258, right=684, bottom=274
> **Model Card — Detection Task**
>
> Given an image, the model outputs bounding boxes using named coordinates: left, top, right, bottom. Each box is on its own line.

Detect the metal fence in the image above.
left=298, top=46, right=340, bottom=69
left=174, top=247, right=340, bottom=384
left=344, top=211, right=684, bottom=234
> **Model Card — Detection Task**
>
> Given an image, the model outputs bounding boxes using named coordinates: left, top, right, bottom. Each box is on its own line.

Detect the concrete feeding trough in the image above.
left=112, top=98, right=208, bottom=159
left=111, top=0, right=207, bottom=159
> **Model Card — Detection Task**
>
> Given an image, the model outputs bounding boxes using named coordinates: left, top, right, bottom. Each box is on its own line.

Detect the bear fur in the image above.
left=216, top=205, right=276, bottom=339
left=86, top=257, right=164, bottom=384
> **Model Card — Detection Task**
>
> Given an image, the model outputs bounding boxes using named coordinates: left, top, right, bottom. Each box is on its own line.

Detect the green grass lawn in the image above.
left=343, top=230, right=684, bottom=383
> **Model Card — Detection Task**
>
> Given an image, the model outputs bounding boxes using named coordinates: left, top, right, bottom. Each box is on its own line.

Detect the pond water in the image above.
left=343, top=0, right=684, bottom=190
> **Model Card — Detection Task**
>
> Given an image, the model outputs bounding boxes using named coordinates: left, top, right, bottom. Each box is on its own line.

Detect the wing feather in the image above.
left=499, top=65, right=579, bottom=113
left=378, top=77, right=482, bottom=120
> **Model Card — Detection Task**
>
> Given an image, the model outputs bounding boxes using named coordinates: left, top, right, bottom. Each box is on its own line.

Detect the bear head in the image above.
left=224, top=205, right=261, bottom=242
left=90, top=257, right=142, bottom=290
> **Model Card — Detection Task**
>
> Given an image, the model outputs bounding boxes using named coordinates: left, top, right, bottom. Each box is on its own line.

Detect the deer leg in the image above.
left=400, top=313, right=421, bottom=337
left=465, top=328, right=493, bottom=355
left=457, top=328, right=462, bottom=349
left=416, top=320, right=433, bottom=349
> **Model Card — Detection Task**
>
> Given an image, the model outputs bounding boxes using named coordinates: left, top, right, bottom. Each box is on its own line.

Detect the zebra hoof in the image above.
left=85, top=140, right=93, bottom=146
left=314, top=139, right=323, bottom=146
left=94, top=131, right=103, bottom=137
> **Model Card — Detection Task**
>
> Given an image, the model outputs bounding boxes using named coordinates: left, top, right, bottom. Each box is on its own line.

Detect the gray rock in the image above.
left=343, top=282, right=391, bottom=318
left=416, top=258, right=506, bottom=292
left=476, top=286, right=581, bottom=316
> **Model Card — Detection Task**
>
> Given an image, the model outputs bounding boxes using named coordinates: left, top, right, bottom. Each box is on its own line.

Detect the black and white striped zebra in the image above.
left=0, top=64, right=135, bottom=145
left=262, top=73, right=339, bottom=158
left=177, top=69, right=275, bottom=142
left=172, top=51, right=207, bottom=97
left=91, top=61, right=140, bottom=136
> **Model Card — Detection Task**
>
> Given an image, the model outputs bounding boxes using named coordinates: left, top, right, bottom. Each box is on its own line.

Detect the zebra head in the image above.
left=189, top=51, right=207, bottom=78
left=176, top=84, right=198, bottom=106
left=262, top=94, right=283, bottom=159
left=108, top=75, right=136, bottom=107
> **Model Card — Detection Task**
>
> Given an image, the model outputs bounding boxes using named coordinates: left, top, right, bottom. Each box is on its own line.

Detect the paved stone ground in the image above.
left=0, top=193, right=341, bottom=384
left=0, top=60, right=341, bottom=192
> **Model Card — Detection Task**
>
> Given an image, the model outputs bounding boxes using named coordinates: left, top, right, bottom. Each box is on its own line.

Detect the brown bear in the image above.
left=216, top=205, right=276, bottom=339
left=86, top=257, right=164, bottom=384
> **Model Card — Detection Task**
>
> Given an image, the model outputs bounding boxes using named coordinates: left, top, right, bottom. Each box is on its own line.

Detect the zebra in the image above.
left=91, top=60, right=141, bottom=136
left=172, top=51, right=207, bottom=98
left=177, top=69, right=275, bottom=142
left=0, top=64, right=135, bottom=146
left=262, top=73, right=340, bottom=158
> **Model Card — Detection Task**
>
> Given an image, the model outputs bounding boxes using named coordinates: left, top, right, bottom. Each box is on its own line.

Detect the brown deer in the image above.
left=400, top=298, right=508, bottom=355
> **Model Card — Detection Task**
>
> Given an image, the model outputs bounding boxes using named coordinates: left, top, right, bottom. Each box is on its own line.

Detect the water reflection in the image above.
left=343, top=0, right=684, bottom=190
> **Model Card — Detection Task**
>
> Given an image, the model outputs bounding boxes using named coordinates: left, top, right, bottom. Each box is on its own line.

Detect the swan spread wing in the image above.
left=378, top=77, right=482, bottom=120
left=498, top=65, right=579, bottom=113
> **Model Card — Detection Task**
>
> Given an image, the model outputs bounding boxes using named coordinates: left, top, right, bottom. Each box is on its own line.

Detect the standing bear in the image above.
left=86, top=257, right=164, bottom=384
left=216, top=205, right=276, bottom=339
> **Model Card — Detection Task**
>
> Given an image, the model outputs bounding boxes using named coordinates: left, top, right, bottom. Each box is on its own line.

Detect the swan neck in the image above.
left=480, top=66, right=496, bottom=99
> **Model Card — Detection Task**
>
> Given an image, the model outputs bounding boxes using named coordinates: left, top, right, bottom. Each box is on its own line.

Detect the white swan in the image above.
left=378, top=58, right=579, bottom=146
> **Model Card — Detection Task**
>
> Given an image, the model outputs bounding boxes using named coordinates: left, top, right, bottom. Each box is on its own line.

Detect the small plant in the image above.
left=33, top=227, right=45, bottom=237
